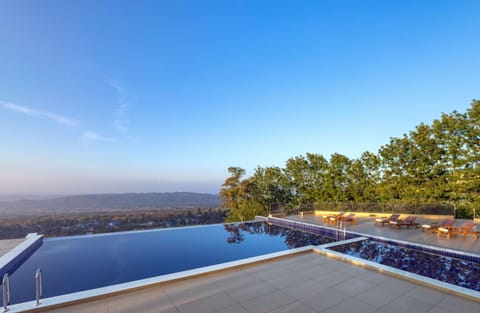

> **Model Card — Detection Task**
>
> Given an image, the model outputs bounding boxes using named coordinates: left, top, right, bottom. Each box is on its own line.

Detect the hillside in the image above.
left=0, top=192, right=220, bottom=217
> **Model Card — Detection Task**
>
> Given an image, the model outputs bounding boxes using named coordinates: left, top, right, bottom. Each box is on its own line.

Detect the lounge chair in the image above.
left=389, top=215, right=419, bottom=228
left=437, top=222, right=479, bottom=239
left=323, top=211, right=345, bottom=223
left=375, top=214, right=400, bottom=226
left=326, top=212, right=346, bottom=225
left=421, top=219, right=455, bottom=232
left=340, top=213, right=357, bottom=225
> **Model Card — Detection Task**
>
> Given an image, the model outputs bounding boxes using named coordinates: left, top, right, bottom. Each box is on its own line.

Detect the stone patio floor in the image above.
left=288, top=213, right=480, bottom=254
left=0, top=238, right=25, bottom=257
left=42, top=252, right=479, bottom=313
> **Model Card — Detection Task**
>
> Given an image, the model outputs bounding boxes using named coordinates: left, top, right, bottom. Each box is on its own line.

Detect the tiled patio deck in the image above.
left=31, top=252, right=478, bottom=313
left=288, top=213, right=480, bottom=254
left=0, top=238, right=25, bottom=257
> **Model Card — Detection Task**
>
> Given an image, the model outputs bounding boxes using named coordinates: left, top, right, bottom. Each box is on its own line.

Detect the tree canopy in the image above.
left=221, top=100, right=480, bottom=221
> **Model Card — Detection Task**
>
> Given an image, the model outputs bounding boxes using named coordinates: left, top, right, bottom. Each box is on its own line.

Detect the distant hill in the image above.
left=0, top=192, right=220, bottom=217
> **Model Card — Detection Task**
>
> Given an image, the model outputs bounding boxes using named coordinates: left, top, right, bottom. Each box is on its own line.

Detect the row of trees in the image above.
left=221, top=100, right=480, bottom=221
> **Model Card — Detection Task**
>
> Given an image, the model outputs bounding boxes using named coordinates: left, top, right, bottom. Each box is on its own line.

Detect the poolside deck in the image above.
left=0, top=238, right=25, bottom=257
left=33, top=252, right=480, bottom=313
left=288, top=213, right=480, bottom=254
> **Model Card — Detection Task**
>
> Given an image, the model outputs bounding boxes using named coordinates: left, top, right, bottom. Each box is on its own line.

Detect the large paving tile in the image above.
left=354, top=269, right=393, bottom=285
left=45, top=299, right=109, bottom=313
left=176, top=291, right=236, bottom=313
left=376, top=277, right=417, bottom=295
left=264, top=271, right=311, bottom=288
left=296, top=262, right=341, bottom=278
left=164, top=280, right=221, bottom=305
left=226, top=281, right=278, bottom=302
left=212, top=303, right=250, bottom=313
left=404, top=285, right=448, bottom=305
left=436, top=295, right=480, bottom=313
left=214, top=273, right=263, bottom=291
left=108, top=287, right=176, bottom=313
left=256, top=268, right=290, bottom=282
left=427, top=306, right=459, bottom=313
left=355, top=285, right=400, bottom=308
left=322, top=297, right=377, bottom=313
left=311, top=270, right=353, bottom=288
left=267, top=300, right=318, bottom=313
left=332, top=277, right=376, bottom=296
left=240, top=290, right=296, bottom=313
left=280, top=278, right=329, bottom=300
left=301, top=287, right=350, bottom=312
left=381, top=295, right=435, bottom=313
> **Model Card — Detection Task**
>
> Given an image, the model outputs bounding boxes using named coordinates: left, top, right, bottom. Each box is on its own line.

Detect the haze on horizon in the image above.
left=1, top=1, right=479, bottom=196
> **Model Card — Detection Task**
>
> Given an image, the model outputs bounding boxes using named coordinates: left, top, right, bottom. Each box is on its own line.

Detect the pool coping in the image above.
left=268, top=216, right=480, bottom=261
left=0, top=233, right=43, bottom=278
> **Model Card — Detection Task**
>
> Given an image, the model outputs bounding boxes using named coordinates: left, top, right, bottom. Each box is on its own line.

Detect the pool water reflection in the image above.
left=329, top=240, right=480, bottom=291
left=3, top=221, right=335, bottom=304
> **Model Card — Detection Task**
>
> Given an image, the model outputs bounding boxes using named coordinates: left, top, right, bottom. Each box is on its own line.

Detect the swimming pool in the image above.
left=2, top=221, right=336, bottom=304
left=328, top=239, right=480, bottom=292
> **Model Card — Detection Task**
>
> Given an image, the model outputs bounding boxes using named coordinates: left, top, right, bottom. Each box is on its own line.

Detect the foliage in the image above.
left=221, top=100, right=480, bottom=221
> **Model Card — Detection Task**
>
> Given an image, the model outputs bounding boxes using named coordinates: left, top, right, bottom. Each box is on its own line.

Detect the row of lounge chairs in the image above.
left=322, top=211, right=357, bottom=226
left=437, top=221, right=478, bottom=239
left=374, top=214, right=419, bottom=228
left=376, top=214, right=479, bottom=239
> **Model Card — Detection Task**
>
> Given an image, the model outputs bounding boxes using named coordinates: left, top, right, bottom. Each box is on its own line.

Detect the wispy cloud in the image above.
left=82, top=131, right=114, bottom=145
left=0, top=100, right=78, bottom=127
left=113, top=103, right=129, bottom=132
left=109, top=80, right=126, bottom=96
left=109, top=80, right=130, bottom=133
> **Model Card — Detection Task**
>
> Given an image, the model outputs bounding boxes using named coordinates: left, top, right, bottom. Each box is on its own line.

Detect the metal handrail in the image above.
left=2, top=273, right=9, bottom=312
left=35, top=269, right=42, bottom=306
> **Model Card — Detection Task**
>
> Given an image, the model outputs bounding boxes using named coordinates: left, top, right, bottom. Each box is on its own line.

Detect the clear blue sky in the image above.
left=1, top=1, right=479, bottom=195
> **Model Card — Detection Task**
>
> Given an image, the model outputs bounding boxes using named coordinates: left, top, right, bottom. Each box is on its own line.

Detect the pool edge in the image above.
left=268, top=216, right=480, bottom=302
left=5, top=245, right=313, bottom=313
left=0, top=233, right=43, bottom=277
left=314, top=245, right=480, bottom=303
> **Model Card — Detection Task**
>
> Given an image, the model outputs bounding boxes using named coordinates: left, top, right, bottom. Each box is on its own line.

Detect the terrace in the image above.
left=288, top=212, right=480, bottom=254
left=0, top=239, right=24, bottom=258
left=1, top=214, right=479, bottom=313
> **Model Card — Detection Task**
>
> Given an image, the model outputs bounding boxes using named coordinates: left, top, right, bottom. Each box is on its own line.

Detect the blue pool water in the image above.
left=329, top=239, right=480, bottom=292
left=2, top=222, right=335, bottom=304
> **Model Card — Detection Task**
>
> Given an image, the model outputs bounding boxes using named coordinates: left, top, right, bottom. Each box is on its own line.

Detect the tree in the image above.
left=221, top=101, right=480, bottom=217
left=220, top=167, right=246, bottom=220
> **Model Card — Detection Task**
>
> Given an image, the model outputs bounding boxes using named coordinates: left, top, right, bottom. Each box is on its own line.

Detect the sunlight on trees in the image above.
left=221, top=100, right=480, bottom=221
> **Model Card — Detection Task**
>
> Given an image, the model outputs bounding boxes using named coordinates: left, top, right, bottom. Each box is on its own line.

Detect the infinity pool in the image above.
left=2, top=221, right=336, bottom=304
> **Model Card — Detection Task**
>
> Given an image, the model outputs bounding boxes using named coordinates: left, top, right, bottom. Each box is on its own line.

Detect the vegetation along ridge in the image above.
left=221, top=100, right=480, bottom=221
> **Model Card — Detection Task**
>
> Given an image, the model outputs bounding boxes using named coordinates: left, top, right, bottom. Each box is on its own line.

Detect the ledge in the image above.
left=0, top=233, right=43, bottom=277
